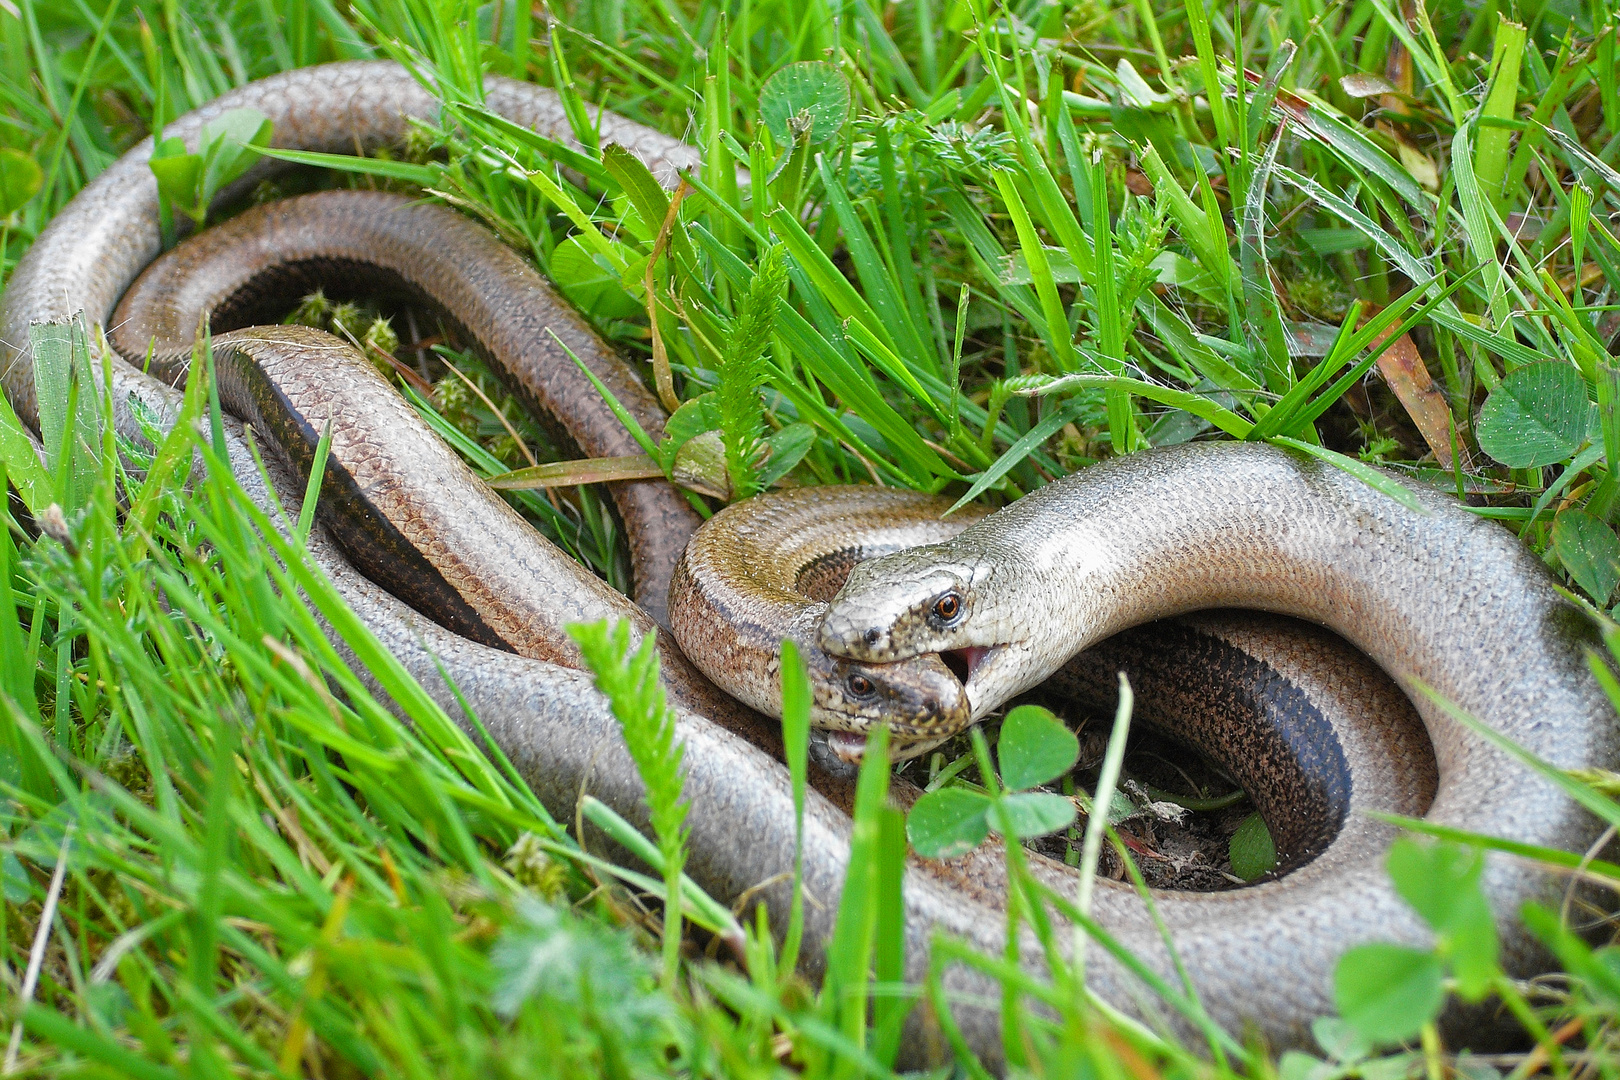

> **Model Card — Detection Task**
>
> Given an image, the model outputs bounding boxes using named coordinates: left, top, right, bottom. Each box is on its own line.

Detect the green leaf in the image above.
left=1387, top=837, right=1482, bottom=930
left=148, top=137, right=204, bottom=219
left=1522, top=902, right=1620, bottom=1007
left=1477, top=362, right=1593, bottom=467
left=756, top=423, right=814, bottom=489
left=990, top=791, right=1077, bottom=840
left=1228, top=813, right=1276, bottom=881
left=906, top=786, right=991, bottom=859
left=1280, top=88, right=1430, bottom=209
left=1386, top=838, right=1497, bottom=999
left=0, top=148, right=43, bottom=215
left=551, top=236, right=644, bottom=321
left=1269, top=437, right=1427, bottom=514
left=1311, top=1016, right=1373, bottom=1064
left=1334, top=943, right=1445, bottom=1044
left=0, top=387, right=49, bottom=513
left=996, top=704, right=1078, bottom=791
left=30, top=318, right=103, bottom=506
left=948, top=395, right=1089, bottom=513
left=1553, top=509, right=1620, bottom=604
left=1, top=851, right=29, bottom=903
left=198, top=108, right=272, bottom=205
left=601, top=143, right=673, bottom=248
left=259, top=145, right=441, bottom=186
left=779, top=639, right=811, bottom=831
left=661, top=393, right=721, bottom=458
left=1474, top=17, right=1526, bottom=209
left=758, top=61, right=850, bottom=146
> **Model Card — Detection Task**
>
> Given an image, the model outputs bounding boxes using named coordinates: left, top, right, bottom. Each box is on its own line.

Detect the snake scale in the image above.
left=2, top=59, right=1615, bottom=1065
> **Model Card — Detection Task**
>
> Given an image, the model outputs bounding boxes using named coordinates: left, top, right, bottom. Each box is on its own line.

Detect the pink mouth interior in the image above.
left=827, top=730, right=869, bottom=763
left=941, top=646, right=991, bottom=687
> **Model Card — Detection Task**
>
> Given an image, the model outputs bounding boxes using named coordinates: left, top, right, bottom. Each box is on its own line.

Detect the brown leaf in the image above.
left=486, top=454, right=668, bottom=489
left=1340, top=73, right=1398, bottom=98
left=1372, top=326, right=1465, bottom=468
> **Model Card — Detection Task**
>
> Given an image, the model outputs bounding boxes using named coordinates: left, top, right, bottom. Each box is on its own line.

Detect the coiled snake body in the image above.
left=3, top=60, right=1615, bottom=1064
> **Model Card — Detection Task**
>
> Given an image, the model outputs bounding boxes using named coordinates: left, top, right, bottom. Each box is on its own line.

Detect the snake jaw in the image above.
left=953, top=642, right=1032, bottom=720
left=826, top=727, right=953, bottom=764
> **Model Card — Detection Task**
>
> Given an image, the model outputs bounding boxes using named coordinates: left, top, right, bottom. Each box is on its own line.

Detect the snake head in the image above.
left=818, top=551, right=980, bottom=660
left=818, top=548, right=1038, bottom=720
left=802, top=647, right=971, bottom=746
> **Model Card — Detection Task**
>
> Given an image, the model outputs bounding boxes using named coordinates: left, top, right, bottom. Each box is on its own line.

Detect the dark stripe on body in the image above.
left=208, top=255, right=593, bottom=461
left=224, top=342, right=516, bottom=653
left=1047, top=620, right=1353, bottom=873
left=797, top=547, right=870, bottom=602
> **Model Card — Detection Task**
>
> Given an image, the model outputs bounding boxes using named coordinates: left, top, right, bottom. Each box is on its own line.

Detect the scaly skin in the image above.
left=8, top=60, right=1606, bottom=1068
left=106, top=188, right=966, bottom=745
left=820, top=440, right=1620, bottom=1041
left=0, top=61, right=703, bottom=625
left=670, top=486, right=980, bottom=756
left=110, top=189, right=700, bottom=624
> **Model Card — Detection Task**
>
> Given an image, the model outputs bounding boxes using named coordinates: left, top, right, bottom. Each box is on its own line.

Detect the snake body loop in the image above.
left=816, top=441, right=1618, bottom=1032
left=104, top=184, right=963, bottom=742
left=4, top=60, right=1615, bottom=1068
left=110, top=188, right=698, bottom=626
left=674, top=486, right=1441, bottom=871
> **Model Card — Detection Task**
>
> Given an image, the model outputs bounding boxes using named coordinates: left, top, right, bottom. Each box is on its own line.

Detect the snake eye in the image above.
left=932, top=592, right=962, bottom=624
left=846, top=673, right=876, bottom=699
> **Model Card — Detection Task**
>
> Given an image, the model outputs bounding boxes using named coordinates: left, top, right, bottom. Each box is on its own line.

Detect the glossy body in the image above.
left=6, top=61, right=1611, bottom=1067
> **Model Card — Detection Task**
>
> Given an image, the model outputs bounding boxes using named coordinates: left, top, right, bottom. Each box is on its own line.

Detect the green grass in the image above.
left=4, top=0, right=1620, bottom=1073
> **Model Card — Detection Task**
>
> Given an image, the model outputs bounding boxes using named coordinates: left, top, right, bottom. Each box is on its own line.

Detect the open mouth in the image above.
left=826, top=729, right=870, bottom=763
left=826, top=729, right=945, bottom=764
left=941, top=645, right=997, bottom=688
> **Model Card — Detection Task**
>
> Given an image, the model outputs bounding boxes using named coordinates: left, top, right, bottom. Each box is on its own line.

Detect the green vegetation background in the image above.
left=2, top=0, right=1620, bottom=1074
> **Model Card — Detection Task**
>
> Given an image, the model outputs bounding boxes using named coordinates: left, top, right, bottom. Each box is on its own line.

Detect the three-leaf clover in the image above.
left=907, top=705, right=1080, bottom=859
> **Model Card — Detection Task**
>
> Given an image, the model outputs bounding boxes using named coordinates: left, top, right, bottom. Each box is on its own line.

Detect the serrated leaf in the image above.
left=989, top=791, right=1077, bottom=839
left=996, top=704, right=1079, bottom=791
left=1229, top=812, right=1276, bottom=880
left=1334, top=943, right=1445, bottom=1044
left=1477, top=362, right=1592, bottom=467
left=0, top=148, right=42, bottom=216
left=759, top=62, right=850, bottom=146
left=906, top=787, right=991, bottom=859
left=1553, top=508, right=1620, bottom=604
